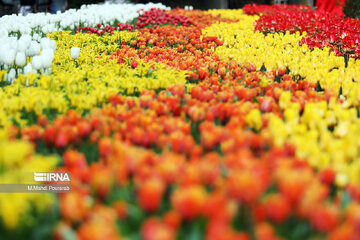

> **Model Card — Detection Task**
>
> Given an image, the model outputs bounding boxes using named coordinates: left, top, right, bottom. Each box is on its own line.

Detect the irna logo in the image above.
left=34, top=172, right=71, bottom=182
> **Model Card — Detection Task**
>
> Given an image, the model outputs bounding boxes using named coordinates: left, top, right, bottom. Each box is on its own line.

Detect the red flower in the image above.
left=77, top=121, right=91, bottom=137
left=172, top=185, right=207, bottom=219
left=60, top=192, right=89, bottom=223
left=89, top=163, right=113, bottom=198
left=55, top=131, right=68, bottom=148
left=319, top=168, right=336, bottom=185
left=138, top=178, right=165, bottom=212
left=112, top=201, right=128, bottom=219
left=263, top=193, right=291, bottom=223
left=141, top=218, right=175, bottom=240
left=163, top=210, right=181, bottom=230
left=260, top=97, right=274, bottom=113
left=310, top=205, right=339, bottom=232
left=255, top=222, right=280, bottom=240
left=98, top=138, right=113, bottom=158
left=227, top=170, right=265, bottom=204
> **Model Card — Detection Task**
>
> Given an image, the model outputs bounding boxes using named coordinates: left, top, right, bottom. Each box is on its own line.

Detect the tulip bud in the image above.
left=40, top=37, right=51, bottom=50
left=6, top=68, right=16, bottom=83
left=50, top=40, right=57, bottom=51
left=3, top=49, right=16, bottom=65
left=32, top=33, right=39, bottom=41
left=24, top=63, right=33, bottom=75
left=18, top=34, right=31, bottom=52
left=26, top=41, right=40, bottom=57
left=0, top=28, right=7, bottom=38
left=41, top=48, right=54, bottom=68
left=31, top=55, right=42, bottom=70
left=15, top=52, right=26, bottom=67
left=71, top=47, right=80, bottom=60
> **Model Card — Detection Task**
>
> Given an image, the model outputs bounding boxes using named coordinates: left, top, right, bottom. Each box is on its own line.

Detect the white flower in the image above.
left=50, top=40, right=57, bottom=51
left=32, top=33, right=39, bottom=41
left=26, top=41, right=40, bottom=57
left=15, top=52, right=26, bottom=67
left=0, top=43, right=8, bottom=64
left=71, top=47, right=80, bottom=60
left=3, top=49, right=16, bottom=65
left=40, top=38, right=51, bottom=50
left=32, top=55, right=42, bottom=70
left=24, top=62, right=33, bottom=74
left=6, top=68, right=16, bottom=83
left=41, top=48, right=54, bottom=68
left=0, top=28, right=7, bottom=38
left=9, top=38, right=18, bottom=51
left=18, top=34, right=32, bottom=52
left=0, top=3, right=170, bottom=54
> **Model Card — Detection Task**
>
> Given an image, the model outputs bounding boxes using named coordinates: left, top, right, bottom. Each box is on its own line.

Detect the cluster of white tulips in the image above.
left=0, top=34, right=56, bottom=84
left=0, top=2, right=169, bottom=86
left=0, top=3, right=168, bottom=36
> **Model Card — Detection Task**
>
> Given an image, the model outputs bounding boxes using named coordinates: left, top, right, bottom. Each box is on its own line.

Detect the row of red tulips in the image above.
left=253, top=5, right=360, bottom=58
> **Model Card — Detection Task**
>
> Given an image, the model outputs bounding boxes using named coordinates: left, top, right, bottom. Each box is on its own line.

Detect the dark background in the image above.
left=1, top=0, right=304, bottom=17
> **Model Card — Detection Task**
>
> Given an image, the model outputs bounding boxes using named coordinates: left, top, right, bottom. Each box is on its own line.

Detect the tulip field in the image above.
left=1, top=2, right=360, bottom=240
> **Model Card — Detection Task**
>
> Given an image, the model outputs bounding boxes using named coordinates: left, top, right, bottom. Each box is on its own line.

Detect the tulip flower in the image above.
left=2, top=5, right=360, bottom=239
left=70, top=47, right=80, bottom=60
left=41, top=48, right=54, bottom=68
left=3, top=48, right=16, bottom=66
left=17, top=34, right=31, bottom=52
left=15, top=52, right=26, bottom=67
left=31, top=56, right=42, bottom=70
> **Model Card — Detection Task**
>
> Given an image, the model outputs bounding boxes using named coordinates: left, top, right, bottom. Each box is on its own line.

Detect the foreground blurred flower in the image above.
left=138, top=178, right=165, bottom=212
left=141, top=218, right=175, bottom=240
left=172, top=185, right=207, bottom=219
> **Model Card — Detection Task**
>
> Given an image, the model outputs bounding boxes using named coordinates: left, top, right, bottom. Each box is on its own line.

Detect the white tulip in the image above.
left=41, top=48, right=54, bottom=68
left=0, top=43, right=7, bottom=64
left=9, top=39, right=18, bottom=51
left=50, top=40, right=56, bottom=51
left=32, top=55, right=42, bottom=70
left=15, top=52, right=26, bottom=67
left=24, top=63, right=33, bottom=74
left=18, top=34, right=32, bottom=52
left=32, top=33, right=39, bottom=41
left=26, top=41, right=40, bottom=56
left=70, top=47, right=80, bottom=60
left=6, top=68, right=16, bottom=83
left=40, top=38, right=51, bottom=50
left=0, top=3, right=169, bottom=48
left=0, top=28, right=7, bottom=38
left=3, top=49, right=16, bottom=65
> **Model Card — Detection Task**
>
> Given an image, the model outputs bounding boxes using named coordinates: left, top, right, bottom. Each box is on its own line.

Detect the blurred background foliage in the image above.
left=343, top=0, right=360, bottom=19
left=2, top=0, right=358, bottom=22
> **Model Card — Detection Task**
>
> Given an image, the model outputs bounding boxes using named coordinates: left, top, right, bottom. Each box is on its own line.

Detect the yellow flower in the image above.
left=246, top=109, right=262, bottom=131
left=0, top=137, right=57, bottom=229
left=335, top=172, right=348, bottom=188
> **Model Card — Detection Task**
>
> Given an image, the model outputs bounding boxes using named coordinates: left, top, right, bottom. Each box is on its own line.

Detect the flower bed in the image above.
left=254, top=7, right=360, bottom=57
left=1, top=3, right=360, bottom=240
